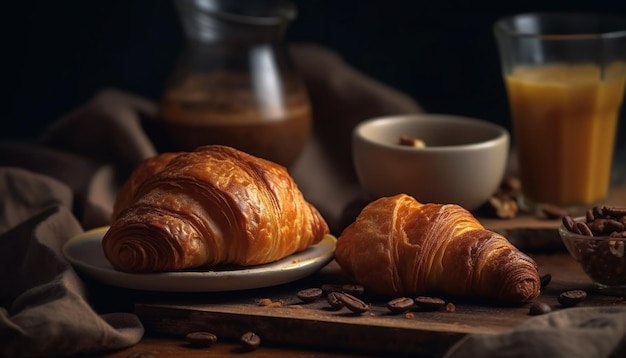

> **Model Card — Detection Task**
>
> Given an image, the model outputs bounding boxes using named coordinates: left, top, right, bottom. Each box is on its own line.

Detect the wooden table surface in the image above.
left=94, top=185, right=626, bottom=358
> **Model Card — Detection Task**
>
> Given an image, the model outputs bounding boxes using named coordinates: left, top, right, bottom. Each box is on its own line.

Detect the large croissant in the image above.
left=103, top=145, right=329, bottom=273
left=335, top=194, right=540, bottom=302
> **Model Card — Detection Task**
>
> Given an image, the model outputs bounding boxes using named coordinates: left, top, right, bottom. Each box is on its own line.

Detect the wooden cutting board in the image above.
left=134, top=252, right=624, bottom=357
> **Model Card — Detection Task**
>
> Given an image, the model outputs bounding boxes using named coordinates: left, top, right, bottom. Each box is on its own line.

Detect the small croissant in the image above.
left=103, top=145, right=329, bottom=273
left=335, top=194, right=540, bottom=302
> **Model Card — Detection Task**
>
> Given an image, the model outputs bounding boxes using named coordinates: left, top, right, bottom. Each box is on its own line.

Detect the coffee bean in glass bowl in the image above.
left=558, top=206, right=626, bottom=293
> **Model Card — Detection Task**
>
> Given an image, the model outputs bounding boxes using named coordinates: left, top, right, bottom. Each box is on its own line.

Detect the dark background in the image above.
left=4, top=0, right=626, bottom=141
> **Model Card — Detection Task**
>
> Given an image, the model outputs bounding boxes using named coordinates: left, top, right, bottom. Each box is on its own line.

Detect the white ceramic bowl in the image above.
left=352, top=113, right=510, bottom=211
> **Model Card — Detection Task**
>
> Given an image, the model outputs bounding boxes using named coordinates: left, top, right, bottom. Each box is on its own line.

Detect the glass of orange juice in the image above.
left=494, top=13, right=626, bottom=214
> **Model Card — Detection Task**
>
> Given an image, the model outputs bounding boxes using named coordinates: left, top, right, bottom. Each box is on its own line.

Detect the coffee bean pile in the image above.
left=561, top=205, right=626, bottom=286
left=295, top=283, right=453, bottom=316
left=562, top=205, right=626, bottom=238
left=302, top=283, right=372, bottom=314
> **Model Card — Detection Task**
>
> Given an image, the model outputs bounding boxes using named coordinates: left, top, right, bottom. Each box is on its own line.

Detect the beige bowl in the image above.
left=352, top=113, right=510, bottom=211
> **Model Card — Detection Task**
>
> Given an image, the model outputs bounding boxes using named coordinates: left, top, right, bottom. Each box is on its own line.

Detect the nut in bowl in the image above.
left=352, top=114, right=510, bottom=211
left=559, top=206, right=626, bottom=293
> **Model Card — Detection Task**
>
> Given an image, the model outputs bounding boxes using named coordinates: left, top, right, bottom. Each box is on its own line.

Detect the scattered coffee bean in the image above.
left=297, top=288, right=323, bottom=303
left=445, top=302, right=456, bottom=312
left=327, top=292, right=344, bottom=310
left=386, top=297, right=414, bottom=314
left=558, top=290, right=587, bottom=307
left=185, top=332, right=218, bottom=347
left=539, top=204, right=569, bottom=219
left=540, top=273, right=552, bottom=289
left=414, top=296, right=446, bottom=311
left=528, top=302, right=552, bottom=316
left=321, top=283, right=344, bottom=294
left=127, top=352, right=155, bottom=358
left=240, top=331, right=261, bottom=351
left=341, top=284, right=365, bottom=296
left=337, top=293, right=370, bottom=314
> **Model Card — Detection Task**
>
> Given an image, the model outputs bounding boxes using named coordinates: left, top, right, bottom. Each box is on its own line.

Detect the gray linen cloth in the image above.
left=0, top=89, right=157, bottom=357
left=445, top=306, right=626, bottom=358
left=0, top=170, right=144, bottom=357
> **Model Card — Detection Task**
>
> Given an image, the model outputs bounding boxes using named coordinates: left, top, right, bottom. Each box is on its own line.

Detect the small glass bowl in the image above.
left=558, top=216, right=626, bottom=292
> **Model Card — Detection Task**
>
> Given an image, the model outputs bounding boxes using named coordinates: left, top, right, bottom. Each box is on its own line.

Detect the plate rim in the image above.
left=62, top=226, right=336, bottom=292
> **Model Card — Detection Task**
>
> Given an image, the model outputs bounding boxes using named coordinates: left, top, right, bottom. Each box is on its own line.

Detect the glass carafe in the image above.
left=159, top=0, right=311, bottom=168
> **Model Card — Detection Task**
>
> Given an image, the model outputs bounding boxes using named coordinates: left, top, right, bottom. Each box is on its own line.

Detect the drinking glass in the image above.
left=494, top=13, right=626, bottom=213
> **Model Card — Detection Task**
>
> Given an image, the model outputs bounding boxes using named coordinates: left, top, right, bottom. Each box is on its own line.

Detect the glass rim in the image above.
left=176, top=0, right=297, bottom=26
left=494, top=12, right=626, bottom=40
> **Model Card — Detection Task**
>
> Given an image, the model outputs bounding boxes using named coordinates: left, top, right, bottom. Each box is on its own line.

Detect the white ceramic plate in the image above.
left=63, top=226, right=336, bottom=292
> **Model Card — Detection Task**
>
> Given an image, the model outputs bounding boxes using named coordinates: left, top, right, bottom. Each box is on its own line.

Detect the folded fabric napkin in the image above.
left=0, top=168, right=144, bottom=358
left=0, top=44, right=421, bottom=357
left=444, top=306, right=626, bottom=358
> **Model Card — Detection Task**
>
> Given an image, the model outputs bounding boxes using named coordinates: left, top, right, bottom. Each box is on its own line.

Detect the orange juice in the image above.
left=506, top=63, right=626, bottom=207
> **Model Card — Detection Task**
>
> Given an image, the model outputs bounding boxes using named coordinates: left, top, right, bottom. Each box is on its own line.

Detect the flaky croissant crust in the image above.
left=335, top=194, right=540, bottom=302
left=103, top=145, right=329, bottom=273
